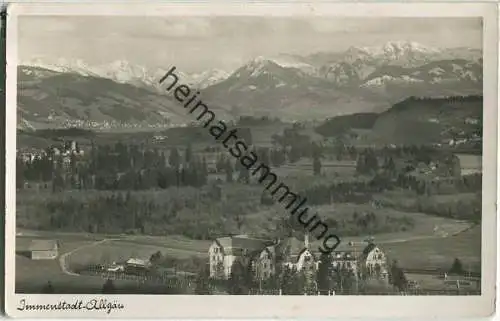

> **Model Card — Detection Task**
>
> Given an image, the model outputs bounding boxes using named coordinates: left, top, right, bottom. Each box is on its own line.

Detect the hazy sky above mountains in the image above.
left=19, top=16, right=482, bottom=73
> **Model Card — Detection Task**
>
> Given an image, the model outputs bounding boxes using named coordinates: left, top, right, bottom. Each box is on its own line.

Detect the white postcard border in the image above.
left=4, top=2, right=498, bottom=318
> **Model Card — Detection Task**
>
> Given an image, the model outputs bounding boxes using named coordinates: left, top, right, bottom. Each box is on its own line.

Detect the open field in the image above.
left=404, top=273, right=480, bottom=292
left=15, top=255, right=179, bottom=294
left=257, top=202, right=473, bottom=243
left=314, top=203, right=471, bottom=233
left=382, top=225, right=481, bottom=272
left=15, top=232, right=205, bottom=293
left=66, top=239, right=207, bottom=269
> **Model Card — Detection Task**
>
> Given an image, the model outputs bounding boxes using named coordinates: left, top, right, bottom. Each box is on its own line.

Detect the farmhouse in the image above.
left=17, top=239, right=59, bottom=260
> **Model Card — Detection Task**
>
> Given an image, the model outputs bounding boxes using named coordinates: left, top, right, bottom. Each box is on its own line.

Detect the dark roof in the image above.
left=215, top=236, right=273, bottom=255
left=326, top=242, right=379, bottom=262
left=294, top=248, right=317, bottom=262
left=275, top=237, right=308, bottom=262
left=17, top=238, right=59, bottom=252
left=329, top=240, right=376, bottom=254
left=28, top=240, right=58, bottom=251
left=362, top=243, right=377, bottom=256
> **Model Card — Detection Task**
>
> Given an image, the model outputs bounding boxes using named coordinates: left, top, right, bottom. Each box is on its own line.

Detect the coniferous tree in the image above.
left=225, top=160, right=233, bottom=183
left=150, top=251, right=163, bottom=266
left=216, top=154, right=226, bottom=173
left=169, top=148, right=180, bottom=169
left=280, top=265, right=295, bottom=295
left=313, top=155, right=322, bottom=176
left=185, top=144, right=193, bottom=164
left=228, top=261, right=247, bottom=295
left=259, top=147, right=271, bottom=166
left=101, top=279, right=116, bottom=294
left=289, top=144, right=301, bottom=163
left=389, top=260, right=407, bottom=292
left=317, top=253, right=333, bottom=295
left=195, top=265, right=212, bottom=295
left=449, top=258, right=465, bottom=275
left=201, top=157, right=209, bottom=184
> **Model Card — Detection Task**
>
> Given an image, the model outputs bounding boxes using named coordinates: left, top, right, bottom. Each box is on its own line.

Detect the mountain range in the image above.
left=18, top=41, right=483, bottom=129
left=21, top=58, right=230, bottom=90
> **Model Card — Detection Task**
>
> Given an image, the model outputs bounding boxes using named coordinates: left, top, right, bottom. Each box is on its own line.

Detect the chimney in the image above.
left=304, top=233, right=309, bottom=249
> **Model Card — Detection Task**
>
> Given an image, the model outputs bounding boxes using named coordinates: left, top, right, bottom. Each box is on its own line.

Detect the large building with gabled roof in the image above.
left=209, top=233, right=389, bottom=283
left=209, top=234, right=316, bottom=280
left=209, top=235, right=274, bottom=279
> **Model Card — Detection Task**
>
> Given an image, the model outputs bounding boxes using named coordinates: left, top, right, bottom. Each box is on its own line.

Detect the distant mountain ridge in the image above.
left=200, top=42, right=481, bottom=120
left=21, top=58, right=230, bottom=91
left=17, top=65, right=193, bottom=130
left=19, top=41, right=482, bottom=128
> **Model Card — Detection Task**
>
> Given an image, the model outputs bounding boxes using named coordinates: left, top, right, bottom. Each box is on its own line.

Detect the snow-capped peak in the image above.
left=20, top=57, right=230, bottom=89
left=21, top=57, right=98, bottom=76
left=342, top=41, right=441, bottom=64
left=242, top=55, right=316, bottom=76
left=362, top=41, right=440, bottom=56
left=93, top=59, right=150, bottom=83
left=382, top=41, right=440, bottom=55
left=246, top=56, right=278, bottom=69
left=237, top=57, right=279, bottom=78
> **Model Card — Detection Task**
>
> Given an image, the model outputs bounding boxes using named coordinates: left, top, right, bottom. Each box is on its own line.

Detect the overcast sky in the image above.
left=19, top=16, right=482, bottom=73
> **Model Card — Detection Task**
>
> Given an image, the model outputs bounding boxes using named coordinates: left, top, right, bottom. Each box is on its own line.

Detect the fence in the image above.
left=402, top=268, right=481, bottom=278
left=81, top=264, right=196, bottom=289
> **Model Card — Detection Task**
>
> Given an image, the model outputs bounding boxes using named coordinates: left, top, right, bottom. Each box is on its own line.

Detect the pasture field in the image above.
left=405, top=273, right=480, bottom=292
left=121, top=235, right=211, bottom=253
left=15, top=233, right=205, bottom=294
left=65, top=239, right=207, bottom=270
left=15, top=255, right=160, bottom=294
left=382, top=225, right=481, bottom=272
left=374, top=191, right=480, bottom=209
left=301, top=203, right=471, bottom=241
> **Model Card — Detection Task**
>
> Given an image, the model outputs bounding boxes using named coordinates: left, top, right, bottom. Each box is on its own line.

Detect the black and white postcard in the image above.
left=3, top=2, right=498, bottom=318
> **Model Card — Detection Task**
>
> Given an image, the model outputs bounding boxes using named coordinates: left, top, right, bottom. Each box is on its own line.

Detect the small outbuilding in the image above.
left=18, top=239, right=59, bottom=260
left=124, top=258, right=151, bottom=274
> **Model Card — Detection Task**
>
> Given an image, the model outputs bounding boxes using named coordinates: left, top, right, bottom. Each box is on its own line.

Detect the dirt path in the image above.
left=58, top=238, right=119, bottom=276
left=57, top=237, right=205, bottom=276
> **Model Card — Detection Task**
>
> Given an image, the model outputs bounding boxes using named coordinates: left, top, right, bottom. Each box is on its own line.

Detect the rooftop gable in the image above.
left=214, top=236, right=273, bottom=255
